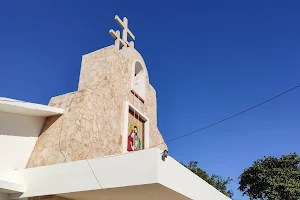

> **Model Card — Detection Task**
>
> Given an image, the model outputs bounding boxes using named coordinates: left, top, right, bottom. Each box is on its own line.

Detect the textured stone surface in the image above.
left=26, top=45, right=167, bottom=168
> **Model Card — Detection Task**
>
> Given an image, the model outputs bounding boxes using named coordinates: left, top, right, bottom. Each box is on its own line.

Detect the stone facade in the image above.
left=26, top=45, right=167, bottom=168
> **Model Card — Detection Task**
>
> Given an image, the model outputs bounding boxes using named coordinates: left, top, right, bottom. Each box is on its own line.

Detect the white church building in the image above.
left=0, top=16, right=231, bottom=200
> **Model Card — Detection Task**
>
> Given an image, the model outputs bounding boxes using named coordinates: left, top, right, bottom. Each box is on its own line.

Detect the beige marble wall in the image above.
left=26, top=45, right=167, bottom=168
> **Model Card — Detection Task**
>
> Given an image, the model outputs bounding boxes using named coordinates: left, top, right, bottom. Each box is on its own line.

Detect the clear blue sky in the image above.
left=1, top=1, right=299, bottom=199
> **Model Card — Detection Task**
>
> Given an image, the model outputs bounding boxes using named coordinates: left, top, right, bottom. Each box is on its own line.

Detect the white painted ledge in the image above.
left=6, top=148, right=230, bottom=200
left=0, top=97, right=63, bottom=117
left=0, top=180, right=24, bottom=194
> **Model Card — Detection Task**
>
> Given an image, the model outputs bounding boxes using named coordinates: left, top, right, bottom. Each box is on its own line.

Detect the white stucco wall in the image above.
left=0, top=136, right=38, bottom=171
left=0, top=112, right=45, bottom=173
left=0, top=112, right=45, bottom=137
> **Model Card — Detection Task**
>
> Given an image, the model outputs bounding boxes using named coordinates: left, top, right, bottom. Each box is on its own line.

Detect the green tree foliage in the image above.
left=182, top=161, right=233, bottom=198
left=238, top=153, right=300, bottom=200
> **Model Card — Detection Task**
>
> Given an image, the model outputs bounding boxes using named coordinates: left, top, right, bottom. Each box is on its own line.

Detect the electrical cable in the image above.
left=150, top=84, right=300, bottom=148
left=78, top=83, right=300, bottom=191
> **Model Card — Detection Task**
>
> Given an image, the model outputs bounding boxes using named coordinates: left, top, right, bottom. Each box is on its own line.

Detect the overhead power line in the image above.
left=150, top=84, right=300, bottom=148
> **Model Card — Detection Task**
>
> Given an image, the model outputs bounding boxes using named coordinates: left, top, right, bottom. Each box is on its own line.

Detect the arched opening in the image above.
left=132, top=61, right=146, bottom=100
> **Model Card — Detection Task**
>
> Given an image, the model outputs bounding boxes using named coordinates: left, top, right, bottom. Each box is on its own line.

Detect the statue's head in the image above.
left=134, top=126, right=138, bottom=134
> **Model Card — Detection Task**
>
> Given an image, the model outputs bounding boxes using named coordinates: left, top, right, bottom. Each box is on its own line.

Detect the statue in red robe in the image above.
left=127, top=125, right=141, bottom=151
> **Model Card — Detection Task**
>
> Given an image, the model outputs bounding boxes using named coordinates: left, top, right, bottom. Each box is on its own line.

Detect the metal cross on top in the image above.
left=109, top=15, right=135, bottom=49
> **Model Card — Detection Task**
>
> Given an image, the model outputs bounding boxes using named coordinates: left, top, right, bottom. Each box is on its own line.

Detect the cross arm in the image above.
left=114, top=15, right=135, bottom=40
left=109, top=29, right=127, bottom=47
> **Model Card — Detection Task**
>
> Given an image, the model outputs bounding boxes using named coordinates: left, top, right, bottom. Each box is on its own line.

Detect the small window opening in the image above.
left=132, top=61, right=146, bottom=101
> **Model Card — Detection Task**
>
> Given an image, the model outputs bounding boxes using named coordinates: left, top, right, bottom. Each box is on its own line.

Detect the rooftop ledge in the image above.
left=5, top=148, right=230, bottom=200
left=0, top=97, right=64, bottom=117
left=0, top=180, right=24, bottom=194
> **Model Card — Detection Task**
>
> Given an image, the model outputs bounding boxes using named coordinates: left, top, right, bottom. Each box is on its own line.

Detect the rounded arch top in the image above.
left=119, top=47, right=149, bottom=82
left=131, top=59, right=147, bottom=101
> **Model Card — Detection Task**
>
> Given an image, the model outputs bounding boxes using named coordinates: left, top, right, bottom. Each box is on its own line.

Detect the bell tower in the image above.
left=26, top=15, right=167, bottom=168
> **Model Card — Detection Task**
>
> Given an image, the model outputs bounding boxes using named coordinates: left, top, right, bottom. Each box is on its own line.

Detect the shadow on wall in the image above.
left=0, top=112, right=47, bottom=137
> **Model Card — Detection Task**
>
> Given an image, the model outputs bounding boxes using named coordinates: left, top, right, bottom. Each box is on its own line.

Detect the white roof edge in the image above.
left=0, top=97, right=64, bottom=117
left=0, top=180, right=24, bottom=193
left=6, top=148, right=230, bottom=200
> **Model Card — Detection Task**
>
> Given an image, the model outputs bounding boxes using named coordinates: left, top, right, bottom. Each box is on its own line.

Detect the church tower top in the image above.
left=109, top=15, right=135, bottom=50
left=26, top=14, right=167, bottom=168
